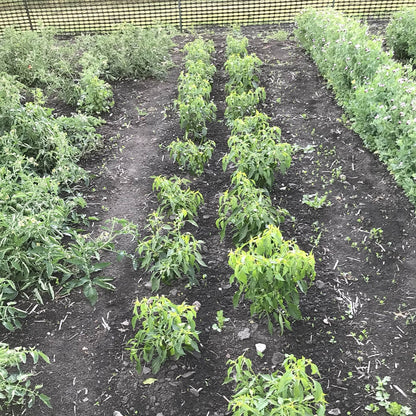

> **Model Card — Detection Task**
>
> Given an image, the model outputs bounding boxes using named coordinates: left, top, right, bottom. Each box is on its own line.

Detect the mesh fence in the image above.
left=0, top=0, right=415, bottom=34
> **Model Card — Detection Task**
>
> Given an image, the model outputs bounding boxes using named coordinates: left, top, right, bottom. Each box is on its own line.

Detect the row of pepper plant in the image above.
left=167, top=38, right=217, bottom=176
left=295, top=8, right=416, bottom=206
left=127, top=38, right=217, bottom=375
left=219, top=32, right=326, bottom=416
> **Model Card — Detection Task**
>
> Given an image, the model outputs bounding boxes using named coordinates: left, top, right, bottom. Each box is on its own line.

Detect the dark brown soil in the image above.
left=3, top=27, right=416, bottom=416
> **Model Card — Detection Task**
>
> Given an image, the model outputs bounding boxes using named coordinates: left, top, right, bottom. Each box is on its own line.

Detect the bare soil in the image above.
left=3, top=27, right=416, bottom=416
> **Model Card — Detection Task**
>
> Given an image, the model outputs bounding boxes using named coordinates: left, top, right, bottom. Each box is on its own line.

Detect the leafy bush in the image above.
left=217, top=171, right=289, bottom=244
left=0, top=342, right=51, bottom=410
left=175, top=94, right=217, bottom=139
left=224, top=87, right=266, bottom=123
left=386, top=8, right=416, bottom=62
left=175, top=38, right=217, bottom=140
left=177, top=72, right=213, bottom=102
left=184, top=38, right=215, bottom=64
left=295, top=8, right=389, bottom=105
left=226, top=34, right=249, bottom=57
left=0, top=75, right=130, bottom=324
left=76, top=52, right=114, bottom=115
left=229, top=225, right=315, bottom=333
left=0, top=279, right=26, bottom=332
left=0, top=26, right=74, bottom=90
left=225, top=53, right=263, bottom=94
left=167, top=138, right=216, bottom=176
left=127, top=295, right=200, bottom=374
left=224, top=354, right=326, bottom=416
left=87, top=24, right=174, bottom=80
left=296, top=8, right=416, bottom=206
left=136, top=210, right=206, bottom=291
left=55, top=113, right=104, bottom=156
left=229, top=111, right=271, bottom=135
left=223, top=126, right=292, bottom=188
left=152, top=175, right=204, bottom=220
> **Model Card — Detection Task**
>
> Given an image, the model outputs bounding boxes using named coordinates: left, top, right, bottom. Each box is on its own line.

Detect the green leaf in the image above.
left=83, top=283, right=98, bottom=306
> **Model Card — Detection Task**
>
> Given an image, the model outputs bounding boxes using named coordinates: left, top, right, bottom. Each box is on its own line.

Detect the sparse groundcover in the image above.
left=1, top=23, right=416, bottom=416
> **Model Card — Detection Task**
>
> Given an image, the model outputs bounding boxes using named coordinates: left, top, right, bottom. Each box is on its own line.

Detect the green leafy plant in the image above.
left=76, top=52, right=114, bottom=115
left=365, top=376, right=413, bottom=415
left=224, top=87, right=266, bottom=123
left=229, top=225, right=316, bottom=333
left=175, top=94, right=217, bottom=139
left=224, top=354, right=326, bottom=415
left=184, top=38, right=215, bottom=64
left=55, top=113, right=104, bottom=156
left=226, top=34, right=249, bottom=57
left=136, top=210, right=206, bottom=291
left=127, top=295, right=200, bottom=374
left=212, top=309, right=229, bottom=332
left=225, top=53, right=263, bottom=94
left=167, top=138, right=215, bottom=176
left=0, top=279, right=26, bottom=332
left=152, top=175, right=204, bottom=220
left=302, top=192, right=332, bottom=209
left=217, top=171, right=289, bottom=244
left=223, top=127, right=292, bottom=189
left=0, top=342, right=51, bottom=410
left=85, top=24, right=175, bottom=80
left=386, top=8, right=416, bottom=62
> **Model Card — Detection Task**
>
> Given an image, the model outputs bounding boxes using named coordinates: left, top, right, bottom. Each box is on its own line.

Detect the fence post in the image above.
left=23, top=0, right=34, bottom=30
left=178, top=0, right=183, bottom=32
left=332, top=0, right=335, bottom=8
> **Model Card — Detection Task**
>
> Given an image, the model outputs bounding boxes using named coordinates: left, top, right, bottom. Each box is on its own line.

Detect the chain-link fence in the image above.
left=0, top=0, right=415, bottom=34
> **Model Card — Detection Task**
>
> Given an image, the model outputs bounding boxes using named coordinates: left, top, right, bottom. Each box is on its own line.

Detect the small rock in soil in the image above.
left=144, top=281, right=152, bottom=289
left=255, top=343, right=267, bottom=354
left=328, top=409, right=341, bottom=415
left=315, top=279, right=325, bottom=289
left=113, top=411, right=123, bottom=416
left=237, top=328, right=251, bottom=340
left=142, top=366, right=151, bottom=375
left=272, top=352, right=285, bottom=366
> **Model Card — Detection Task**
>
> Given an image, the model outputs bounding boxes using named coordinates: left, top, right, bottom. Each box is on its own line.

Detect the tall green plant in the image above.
left=295, top=8, right=389, bottom=105
left=229, top=225, right=315, bottom=333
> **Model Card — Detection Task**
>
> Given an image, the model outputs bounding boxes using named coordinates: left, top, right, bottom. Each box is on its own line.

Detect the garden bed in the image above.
left=3, top=26, right=416, bottom=415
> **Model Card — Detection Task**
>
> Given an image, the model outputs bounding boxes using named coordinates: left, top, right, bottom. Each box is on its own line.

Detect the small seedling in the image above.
left=212, top=310, right=229, bottom=332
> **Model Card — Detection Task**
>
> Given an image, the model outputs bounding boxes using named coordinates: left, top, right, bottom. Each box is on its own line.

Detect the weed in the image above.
left=212, top=310, right=229, bottom=332
left=302, top=192, right=332, bottom=209
left=365, top=376, right=413, bottom=415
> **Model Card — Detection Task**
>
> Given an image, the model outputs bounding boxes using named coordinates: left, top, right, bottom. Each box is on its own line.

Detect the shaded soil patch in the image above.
left=3, top=27, right=416, bottom=416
